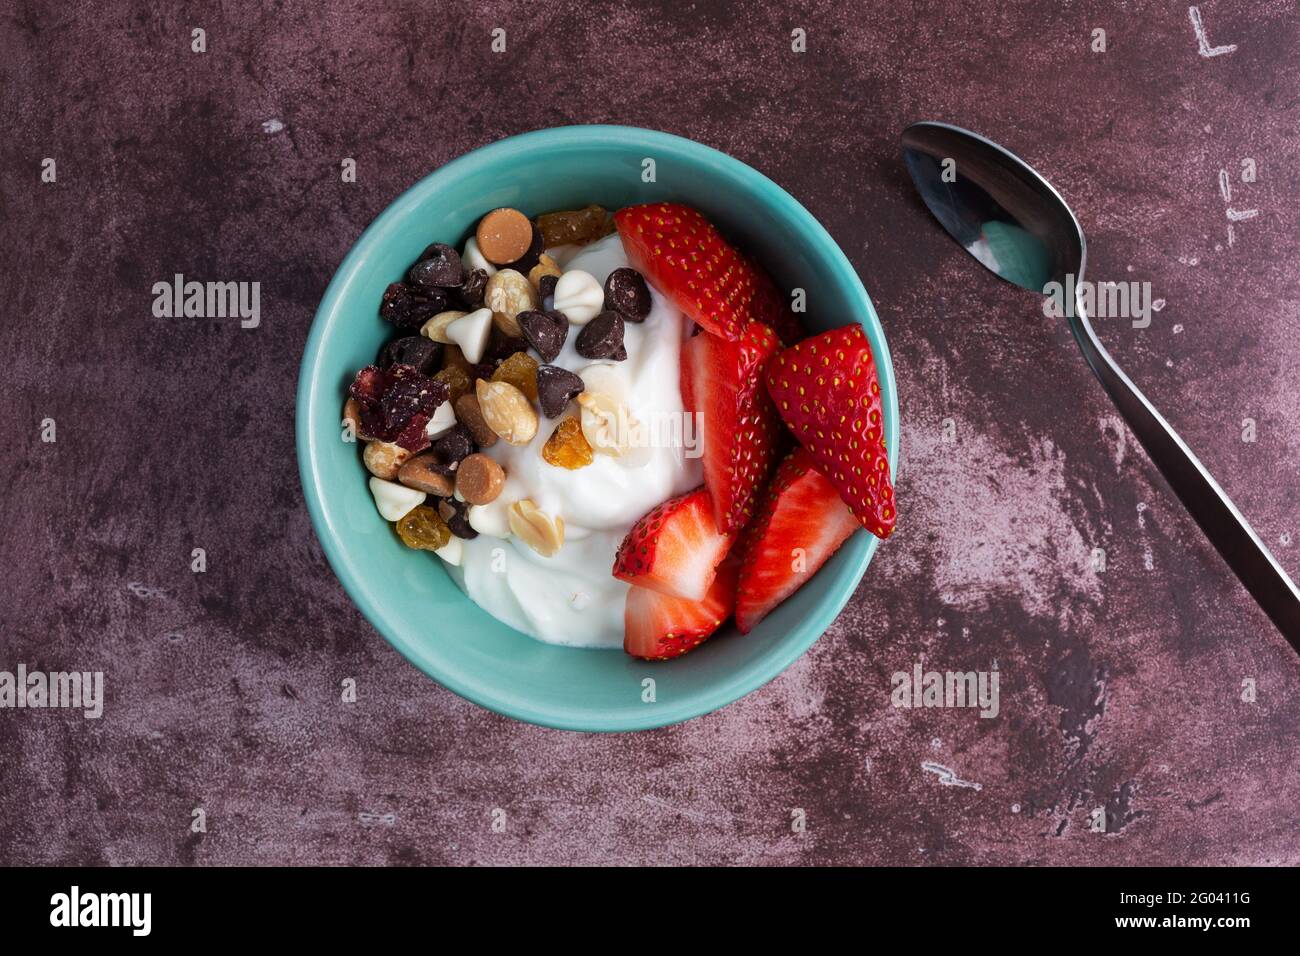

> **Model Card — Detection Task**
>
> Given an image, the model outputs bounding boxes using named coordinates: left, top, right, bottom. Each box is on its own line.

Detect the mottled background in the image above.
left=1, top=0, right=1297, bottom=866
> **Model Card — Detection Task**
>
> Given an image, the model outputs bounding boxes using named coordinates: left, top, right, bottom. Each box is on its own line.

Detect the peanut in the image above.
left=484, top=269, right=538, bottom=337
left=508, top=499, right=565, bottom=557
left=476, top=379, right=538, bottom=446
left=363, top=441, right=410, bottom=480
left=528, top=254, right=562, bottom=292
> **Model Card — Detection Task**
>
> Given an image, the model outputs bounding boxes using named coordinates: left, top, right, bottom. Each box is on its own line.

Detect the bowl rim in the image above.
left=296, top=124, right=899, bottom=732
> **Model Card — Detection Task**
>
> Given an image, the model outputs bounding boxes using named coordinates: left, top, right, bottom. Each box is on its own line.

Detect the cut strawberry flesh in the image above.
left=612, top=488, right=734, bottom=601
left=681, top=322, right=782, bottom=534
left=735, top=448, right=860, bottom=633
left=624, top=558, right=738, bottom=660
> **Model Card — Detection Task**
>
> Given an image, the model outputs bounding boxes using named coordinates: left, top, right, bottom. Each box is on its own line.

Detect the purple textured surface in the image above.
left=2, top=0, right=1298, bottom=866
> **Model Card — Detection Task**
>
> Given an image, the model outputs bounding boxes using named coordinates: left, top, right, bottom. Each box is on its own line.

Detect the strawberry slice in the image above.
left=681, top=322, right=783, bottom=533
left=612, top=488, right=734, bottom=601
left=735, top=448, right=860, bottom=633
left=765, top=324, right=896, bottom=538
left=614, top=203, right=754, bottom=341
left=624, top=558, right=738, bottom=660
left=745, top=257, right=806, bottom=347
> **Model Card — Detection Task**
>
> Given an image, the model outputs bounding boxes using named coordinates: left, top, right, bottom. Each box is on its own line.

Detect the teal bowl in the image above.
left=296, top=125, right=898, bottom=732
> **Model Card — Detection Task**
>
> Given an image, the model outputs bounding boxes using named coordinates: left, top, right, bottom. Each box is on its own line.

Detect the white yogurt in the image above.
left=447, top=233, right=702, bottom=648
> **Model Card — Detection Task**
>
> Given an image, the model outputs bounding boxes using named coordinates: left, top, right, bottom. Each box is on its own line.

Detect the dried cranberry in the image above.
left=347, top=363, right=449, bottom=452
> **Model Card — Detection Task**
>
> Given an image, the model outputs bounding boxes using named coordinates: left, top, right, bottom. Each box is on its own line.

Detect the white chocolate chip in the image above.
left=552, top=269, right=604, bottom=325
left=421, top=310, right=466, bottom=344
left=462, top=235, right=497, bottom=277
left=445, top=307, right=493, bottom=363
left=424, top=401, right=457, bottom=440
left=434, top=535, right=464, bottom=566
left=468, top=500, right=512, bottom=538
left=368, top=477, right=426, bottom=522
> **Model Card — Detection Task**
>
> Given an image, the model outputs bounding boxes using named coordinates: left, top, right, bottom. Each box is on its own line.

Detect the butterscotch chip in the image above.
left=476, top=208, right=533, bottom=265
left=454, top=392, right=498, bottom=447
left=455, top=453, right=505, bottom=505
left=397, top=453, right=455, bottom=496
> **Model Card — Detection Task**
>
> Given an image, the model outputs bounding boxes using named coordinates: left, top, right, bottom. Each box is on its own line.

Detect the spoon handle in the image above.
left=1069, top=304, right=1300, bottom=646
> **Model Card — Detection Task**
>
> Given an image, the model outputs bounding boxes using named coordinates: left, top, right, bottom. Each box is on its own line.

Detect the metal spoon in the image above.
left=901, top=120, right=1300, bottom=647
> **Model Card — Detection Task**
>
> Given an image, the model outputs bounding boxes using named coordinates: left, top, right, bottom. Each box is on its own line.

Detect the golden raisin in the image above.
left=433, top=365, right=472, bottom=404
left=542, top=415, right=594, bottom=470
left=536, top=204, right=615, bottom=247
left=395, top=505, right=451, bottom=552
left=490, top=351, right=539, bottom=403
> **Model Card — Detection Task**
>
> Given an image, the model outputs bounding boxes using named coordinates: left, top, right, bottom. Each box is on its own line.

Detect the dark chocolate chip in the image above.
left=538, top=273, right=559, bottom=300
left=433, top=423, right=474, bottom=468
left=603, top=267, right=651, bottom=321
left=379, top=335, right=442, bottom=375
left=408, top=242, right=463, bottom=290
left=456, top=268, right=488, bottom=309
left=517, top=309, right=569, bottom=363
left=485, top=326, right=528, bottom=364
left=503, top=224, right=545, bottom=275
left=380, top=282, right=446, bottom=330
left=438, top=496, right=478, bottom=539
left=611, top=344, right=627, bottom=361
left=536, top=365, right=586, bottom=419
left=574, top=310, right=625, bottom=360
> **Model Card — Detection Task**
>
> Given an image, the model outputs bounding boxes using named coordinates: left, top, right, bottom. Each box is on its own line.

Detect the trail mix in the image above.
left=346, top=203, right=650, bottom=565
left=344, top=198, right=900, bottom=661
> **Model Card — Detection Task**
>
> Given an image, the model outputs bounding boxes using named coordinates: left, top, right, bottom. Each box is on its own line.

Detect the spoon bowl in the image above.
left=902, top=121, right=1300, bottom=646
